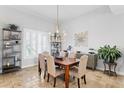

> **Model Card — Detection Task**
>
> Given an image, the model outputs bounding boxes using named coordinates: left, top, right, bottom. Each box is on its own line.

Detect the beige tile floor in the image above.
left=0, top=66, right=124, bottom=88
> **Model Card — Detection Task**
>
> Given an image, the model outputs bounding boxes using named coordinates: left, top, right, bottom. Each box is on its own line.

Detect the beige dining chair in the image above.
left=38, top=51, right=50, bottom=79
left=70, top=55, right=88, bottom=88
left=47, top=55, right=65, bottom=87
left=38, top=54, right=46, bottom=78
left=42, top=51, right=49, bottom=57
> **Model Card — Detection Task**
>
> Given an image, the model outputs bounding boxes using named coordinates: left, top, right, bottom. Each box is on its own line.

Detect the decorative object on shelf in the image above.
left=4, top=42, right=12, bottom=48
left=88, top=48, right=97, bottom=54
left=7, top=62, right=10, bottom=67
left=77, top=51, right=81, bottom=53
left=10, top=34, right=19, bottom=39
left=74, top=31, right=88, bottom=47
left=8, top=24, right=18, bottom=31
left=15, top=41, right=18, bottom=44
left=66, top=45, right=72, bottom=57
left=67, top=45, right=72, bottom=51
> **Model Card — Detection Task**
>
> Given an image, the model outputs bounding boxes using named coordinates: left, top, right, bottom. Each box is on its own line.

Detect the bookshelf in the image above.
left=1, top=28, right=22, bottom=73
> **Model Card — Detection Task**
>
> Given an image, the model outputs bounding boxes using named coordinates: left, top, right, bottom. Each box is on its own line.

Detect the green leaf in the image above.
left=97, top=45, right=122, bottom=63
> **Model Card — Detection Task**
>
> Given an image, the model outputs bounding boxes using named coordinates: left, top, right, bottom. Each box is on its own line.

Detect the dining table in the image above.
left=55, top=57, right=79, bottom=88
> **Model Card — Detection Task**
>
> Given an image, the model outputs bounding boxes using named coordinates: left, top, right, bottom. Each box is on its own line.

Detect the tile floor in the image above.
left=0, top=66, right=124, bottom=88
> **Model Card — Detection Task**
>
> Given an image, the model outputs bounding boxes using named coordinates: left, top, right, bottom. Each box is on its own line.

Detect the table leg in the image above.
left=65, top=65, right=70, bottom=88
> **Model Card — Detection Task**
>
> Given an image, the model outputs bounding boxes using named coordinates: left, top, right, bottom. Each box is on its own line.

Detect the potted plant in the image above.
left=98, top=45, right=122, bottom=63
left=8, top=24, right=18, bottom=31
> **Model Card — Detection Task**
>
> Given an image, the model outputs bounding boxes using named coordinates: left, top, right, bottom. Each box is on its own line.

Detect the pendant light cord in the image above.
left=57, top=5, right=59, bottom=32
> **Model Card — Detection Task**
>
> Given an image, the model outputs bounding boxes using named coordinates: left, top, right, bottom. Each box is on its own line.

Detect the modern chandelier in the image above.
left=49, top=5, right=66, bottom=37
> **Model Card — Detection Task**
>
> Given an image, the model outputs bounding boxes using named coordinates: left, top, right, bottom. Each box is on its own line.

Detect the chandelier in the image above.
left=49, top=5, right=66, bottom=40
left=55, top=5, right=66, bottom=36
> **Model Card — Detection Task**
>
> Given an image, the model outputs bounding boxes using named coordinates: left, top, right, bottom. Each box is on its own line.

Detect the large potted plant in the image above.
left=98, top=45, right=122, bottom=63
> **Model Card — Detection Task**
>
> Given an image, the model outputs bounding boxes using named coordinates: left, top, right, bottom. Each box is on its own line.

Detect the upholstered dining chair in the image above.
left=70, top=55, right=88, bottom=88
left=38, top=51, right=49, bottom=79
left=42, top=51, right=49, bottom=57
left=47, top=55, right=65, bottom=87
left=38, top=54, right=46, bottom=78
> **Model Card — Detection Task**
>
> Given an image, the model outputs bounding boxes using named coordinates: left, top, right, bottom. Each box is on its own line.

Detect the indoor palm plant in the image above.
left=98, top=45, right=122, bottom=63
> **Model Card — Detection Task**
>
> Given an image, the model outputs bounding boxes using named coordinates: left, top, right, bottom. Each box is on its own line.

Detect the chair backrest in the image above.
left=68, top=52, right=76, bottom=58
left=38, top=51, right=49, bottom=71
left=42, top=51, right=49, bottom=57
left=38, top=54, right=46, bottom=71
left=78, top=55, right=88, bottom=78
left=47, top=55, right=56, bottom=77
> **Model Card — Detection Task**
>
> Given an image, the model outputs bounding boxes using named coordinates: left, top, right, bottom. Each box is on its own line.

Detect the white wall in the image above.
left=62, top=7, right=124, bottom=75
left=0, top=6, right=55, bottom=71
left=0, top=26, right=2, bottom=73
left=0, top=6, right=55, bottom=32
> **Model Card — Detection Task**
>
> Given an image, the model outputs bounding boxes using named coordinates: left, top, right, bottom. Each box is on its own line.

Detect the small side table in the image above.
left=103, top=62, right=117, bottom=76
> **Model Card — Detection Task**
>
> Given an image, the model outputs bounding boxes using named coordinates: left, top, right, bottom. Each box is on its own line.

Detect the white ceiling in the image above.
left=0, top=5, right=124, bottom=29
left=109, top=5, right=124, bottom=15
left=0, top=5, right=103, bottom=23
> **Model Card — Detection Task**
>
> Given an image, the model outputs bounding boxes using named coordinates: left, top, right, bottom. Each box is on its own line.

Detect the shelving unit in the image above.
left=1, top=28, right=22, bottom=73
left=50, top=32, right=62, bottom=57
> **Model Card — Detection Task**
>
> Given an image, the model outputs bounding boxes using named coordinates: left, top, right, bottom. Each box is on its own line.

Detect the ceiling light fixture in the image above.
left=49, top=5, right=66, bottom=37
left=55, top=5, right=66, bottom=37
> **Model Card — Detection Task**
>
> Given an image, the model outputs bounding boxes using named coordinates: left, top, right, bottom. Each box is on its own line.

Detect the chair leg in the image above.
left=47, top=73, right=50, bottom=82
left=38, top=68, right=41, bottom=76
left=44, top=69, right=47, bottom=79
left=84, top=75, right=86, bottom=84
left=53, top=78, right=56, bottom=87
left=81, top=76, right=84, bottom=79
left=72, top=76, right=75, bottom=80
left=44, top=63, right=47, bottom=79
left=77, top=78, right=80, bottom=88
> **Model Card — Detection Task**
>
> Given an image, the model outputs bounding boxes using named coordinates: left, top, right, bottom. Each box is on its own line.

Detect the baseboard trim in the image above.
left=116, top=72, right=124, bottom=76
left=96, top=67, right=124, bottom=76
left=21, top=64, right=37, bottom=69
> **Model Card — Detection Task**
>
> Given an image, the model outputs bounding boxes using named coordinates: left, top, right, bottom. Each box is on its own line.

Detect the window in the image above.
left=23, top=28, right=50, bottom=58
